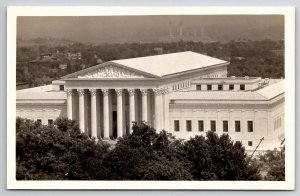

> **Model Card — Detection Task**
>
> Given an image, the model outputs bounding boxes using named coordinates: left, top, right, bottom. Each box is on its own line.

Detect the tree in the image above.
left=16, top=119, right=262, bottom=181
left=259, top=146, right=285, bottom=181
left=99, top=122, right=193, bottom=180
left=16, top=117, right=110, bottom=180
left=184, top=131, right=261, bottom=180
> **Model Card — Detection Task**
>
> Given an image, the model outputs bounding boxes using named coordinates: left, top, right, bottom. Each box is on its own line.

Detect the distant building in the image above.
left=16, top=51, right=284, bottom=153
left=159, top=21, right=215, bottom=43
left=154, top=47, right=163, bottom=54
left=59, top=64, right=68, bottom=70
left=67, top=52, right=82, bottom=60
left=30, top=53, right=58, bottom=63
left=233, top=57, right=246, bottom=61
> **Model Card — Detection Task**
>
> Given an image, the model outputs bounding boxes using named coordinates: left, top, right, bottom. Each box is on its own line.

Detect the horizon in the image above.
left=17, top=15, right=284, bottom=44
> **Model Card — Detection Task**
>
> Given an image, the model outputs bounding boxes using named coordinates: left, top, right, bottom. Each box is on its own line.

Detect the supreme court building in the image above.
left=16, top=51, right=285, bottom=152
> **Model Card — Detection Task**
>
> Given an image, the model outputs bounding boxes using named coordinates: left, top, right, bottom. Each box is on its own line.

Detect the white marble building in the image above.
left=16, top=51, right=284, bottom=151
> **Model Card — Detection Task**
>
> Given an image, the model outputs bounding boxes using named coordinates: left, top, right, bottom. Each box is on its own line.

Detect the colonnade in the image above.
left=66, top=87, right=169, bottom=139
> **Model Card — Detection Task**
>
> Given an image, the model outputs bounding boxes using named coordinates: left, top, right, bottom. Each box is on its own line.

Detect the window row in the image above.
left=174, top=120, right=253, bottom=132
left=196, top=84, right=245, bottom=91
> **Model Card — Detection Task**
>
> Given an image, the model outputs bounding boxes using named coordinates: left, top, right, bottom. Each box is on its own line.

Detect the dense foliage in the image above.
left=17, top=39, right=284, bottom=87
left=16, top=117, right=110, bottom=180
left=16, top=118, right=262, bottom=180
left=258, top=147, right=285, bottom=181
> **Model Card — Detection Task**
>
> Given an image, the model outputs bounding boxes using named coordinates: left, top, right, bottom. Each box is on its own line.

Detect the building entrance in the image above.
left=112, top=111, right=117, bottom=139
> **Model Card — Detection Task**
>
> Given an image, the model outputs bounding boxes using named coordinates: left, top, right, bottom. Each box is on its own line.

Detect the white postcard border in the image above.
left=7, top=6, right=295, bottom=190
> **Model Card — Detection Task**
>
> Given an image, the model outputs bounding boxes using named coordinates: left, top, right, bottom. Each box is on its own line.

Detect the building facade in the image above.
left=16, top=51, right=285, bottom=152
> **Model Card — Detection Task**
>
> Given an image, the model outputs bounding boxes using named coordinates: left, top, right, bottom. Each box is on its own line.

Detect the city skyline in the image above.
left=17, top=15, right=284, bottom=44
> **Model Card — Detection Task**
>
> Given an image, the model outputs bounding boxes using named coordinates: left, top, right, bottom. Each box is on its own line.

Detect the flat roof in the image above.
left=17, top=85, right=66, bottom=100
left=171, top=79, right=284, bottom=101
left=192, top=77, right=262, bottom=84
left=17, top=92, right=66, bottom=100
left=256, top=80, right=284, bottom=99
left=112, top=51, right=228, bottom=77
left=170, top=91, right=267, bottom=101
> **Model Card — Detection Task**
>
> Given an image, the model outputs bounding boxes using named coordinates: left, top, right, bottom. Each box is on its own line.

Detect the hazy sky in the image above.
left=17, top=15, right=284, bottom=43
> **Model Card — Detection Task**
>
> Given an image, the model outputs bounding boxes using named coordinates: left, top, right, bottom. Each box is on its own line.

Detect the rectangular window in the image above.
left=207, top=84, right=212, bottom=91
left=186, top=120, right=192, bottom=132
left=235, top=121, right=241, bottom=132
left=218, top=84, right=223, bottom=91
left=210, top=120, right=216, bottom=132
left=229, top=84, right=234, bottom=90
left=196, top=85, right=201, bottom=90
left=198, top=120, right=204, bottom=132
left=247, top=121, right=253, bottom=132
left=240, top=84, right=245, bottom=90
left=223, top=120, right=228, bottom=132
left=248, top=141, right=253, bottom=146
left=48, top=119, right=53, bottom=125
left=59, top=85, right=64, bottom=91
left=174, top=120, right=180, bottom=132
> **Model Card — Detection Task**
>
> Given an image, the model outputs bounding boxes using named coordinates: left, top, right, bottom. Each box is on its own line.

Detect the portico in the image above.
left=66, top=87, right=167, bottom=139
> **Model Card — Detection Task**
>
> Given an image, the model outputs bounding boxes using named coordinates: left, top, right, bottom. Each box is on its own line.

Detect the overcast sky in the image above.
left=17, top=15, right=284, bottom=43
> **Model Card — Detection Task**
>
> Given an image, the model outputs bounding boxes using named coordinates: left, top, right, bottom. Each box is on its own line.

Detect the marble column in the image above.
left=115, top=89, right=124, bottom=138
left=89, top=89, right=98, bottom=139
left=102, top=89, right=110, bottom=139
left=153, top=88, right=161, bottom=131
left=162, top=87, right=170, bottom=131
left=140, top=88, right=148, bottom=123
left=77, top=89, right=85, bottom=133
left=128, top=89, right=136, bottom=133
left=66, top=89, right=73, bottom=120
left=160, top=89, right=164, bottom=130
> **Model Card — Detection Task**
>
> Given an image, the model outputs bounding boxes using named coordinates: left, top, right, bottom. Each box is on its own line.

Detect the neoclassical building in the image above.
left=16, top=51, right=285, bottom=152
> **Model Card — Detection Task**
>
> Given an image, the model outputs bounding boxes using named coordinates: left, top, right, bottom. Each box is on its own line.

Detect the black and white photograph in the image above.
left=7, top=6, right=295, bottom=190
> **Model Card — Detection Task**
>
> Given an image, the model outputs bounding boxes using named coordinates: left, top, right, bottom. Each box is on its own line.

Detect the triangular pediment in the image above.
left=78, top=64, right=147, bottom=79
left=62, top=62, right=159, bottom=79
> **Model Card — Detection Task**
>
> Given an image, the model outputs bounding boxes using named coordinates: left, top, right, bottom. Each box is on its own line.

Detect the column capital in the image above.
left=153, top=88, right=162, bottom=95
left=115, top=89, right=123, bottom=96
left=161, top=87, right=169, bottom=95
left=127, top=89, right=136, bottom=96
left=140, top=88, right=148, bottom=95
left=65, top=89, right=73, bottom=96
left=89, top=89, right=97, bottom=96
left=101, top=88, right=110, bottom=96
left=77, top=89, right=85, bottom=96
